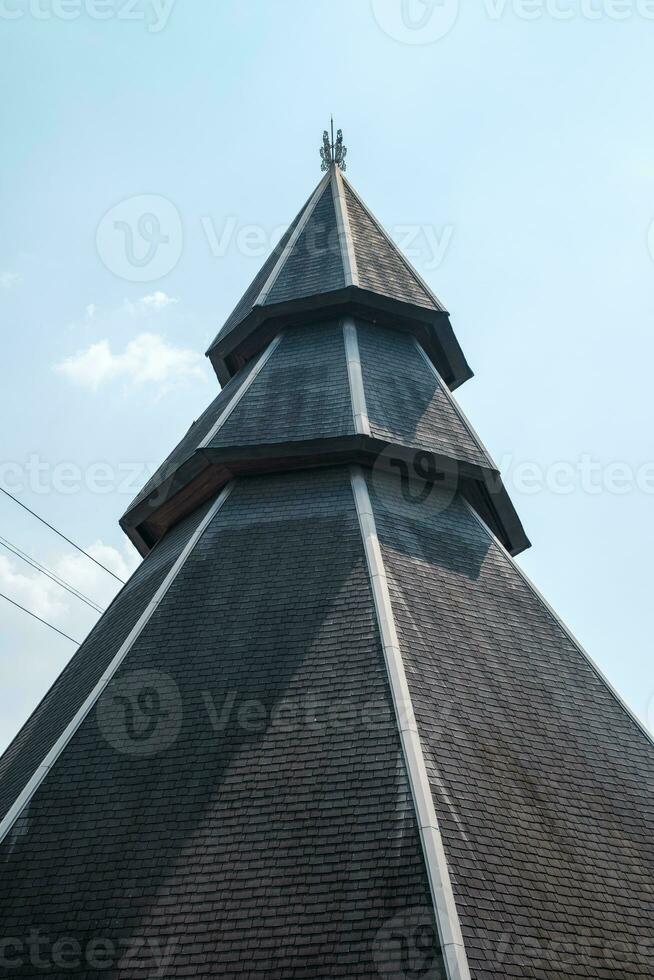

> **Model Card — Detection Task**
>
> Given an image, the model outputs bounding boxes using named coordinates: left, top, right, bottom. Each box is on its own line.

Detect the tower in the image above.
left=0, top=132, right=652, bottom=979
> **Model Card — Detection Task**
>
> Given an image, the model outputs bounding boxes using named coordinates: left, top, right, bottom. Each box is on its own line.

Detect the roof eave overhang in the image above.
left=207, top=286, right=473, bottom=391
left=121, top=437, right=529, bottom=559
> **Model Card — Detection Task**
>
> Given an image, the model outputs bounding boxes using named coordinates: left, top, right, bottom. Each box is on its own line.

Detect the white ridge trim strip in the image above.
left=343, top=318, right=370, bottom=436
left=350, top=466, right=472, bottom=980
left=332, top=167, right=358, bottom=287
left=414, top=339, right=493, bottom=462
left=255, top=172, right=331, bottom=307
left=0, top=482, right=235, bottom=847
left=199, top=335, right=283, bottom=448
left=464, top=500, right=654, bottom=750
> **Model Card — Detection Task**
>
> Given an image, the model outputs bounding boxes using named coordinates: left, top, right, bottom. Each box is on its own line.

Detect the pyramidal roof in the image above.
left=207, top=164, right=470, bottom=389
left=2, top=134, right=654, bottom=980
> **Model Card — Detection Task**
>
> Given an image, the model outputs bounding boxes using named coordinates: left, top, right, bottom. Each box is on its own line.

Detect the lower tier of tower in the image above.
left=0, top=467, right=652, bottom=979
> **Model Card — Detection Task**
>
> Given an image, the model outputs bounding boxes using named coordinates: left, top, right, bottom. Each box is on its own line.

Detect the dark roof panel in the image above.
left=344, top=180, right=440, bottom=311
left=0, top=469, right=438, bottom=978
left=371, top=471, right=654, bottom=980
left=127, top=357, right=260, bottom=513
left=209, top=322, right=355, bottom=448
left=266, top=181, right=345, bottom=304
left=211, top=192, right=309, bottom=348
left=208, top=170, right=452, bottom=374
left=0, top=503, right=212, bottom=824
left=357, top=321, right=492, bottom=469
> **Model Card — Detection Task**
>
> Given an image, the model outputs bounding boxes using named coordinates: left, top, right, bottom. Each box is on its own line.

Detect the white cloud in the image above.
left=0, top=539, right=141, bottom=634
left=141, top=291, right=178, bottom=311
left=0, top=271, right=20, bottom=290
left=56, top=540, right=140, bottom=594
left=80, top=292, right=178, bottom=322
left=54, top=333, right=207, bottom=391
left=0, top=555, right=66, bottom=622
left=124, top=291, right=179, bottom=315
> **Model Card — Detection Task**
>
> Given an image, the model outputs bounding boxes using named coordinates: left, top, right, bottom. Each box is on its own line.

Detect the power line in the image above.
left=0, top=591, right=81, bottom=645
left=0, top=538, right=104, bottom=613
left=0, top=537, right=105, bottom=614
left=0, top=487, right=125, bottom=584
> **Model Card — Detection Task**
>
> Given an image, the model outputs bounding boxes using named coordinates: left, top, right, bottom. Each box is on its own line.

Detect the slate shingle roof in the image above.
left=370, top=470, right=654, bottom=980
left=0, top=503, right=212, bottom=824
left=2, top=159, right=651, bottom=980
left=216, top=188, right=311, bottom=343
left=125, top=318, right=501, bottom=542
left=265, top=179, right=345, bottom=305
left=357, top=321, right=492, bottom=469
left=208, top=167, right=446, bottom=361
left=0, top=470, right=439, bottom=979
left=129, top=357, right=260, bottom=512
left=4, top=467, right=652, bottom=978
left=209, top=322, right=354, bottom=448
left=343, top=179, right=441, bottom=311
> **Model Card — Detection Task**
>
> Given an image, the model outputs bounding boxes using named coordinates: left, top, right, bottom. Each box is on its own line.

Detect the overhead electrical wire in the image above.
left=0, top=486, right=125, bottom=584
left=0, top=591, right=81, bottom=645
left=0, top=536, right=105, bottom=614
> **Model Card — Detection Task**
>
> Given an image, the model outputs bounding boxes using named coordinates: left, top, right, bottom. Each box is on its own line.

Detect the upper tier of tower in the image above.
left=206, top=164, right=472, bottom=391
left=122, top=155, right=529, bottom=558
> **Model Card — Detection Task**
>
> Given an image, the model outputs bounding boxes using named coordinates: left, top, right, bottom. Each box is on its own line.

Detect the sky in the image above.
left=0, top=0, right=653, bottom=752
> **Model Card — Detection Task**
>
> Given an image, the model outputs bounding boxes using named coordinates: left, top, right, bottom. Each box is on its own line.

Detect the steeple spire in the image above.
left=320, top=118, right=347, bottom=172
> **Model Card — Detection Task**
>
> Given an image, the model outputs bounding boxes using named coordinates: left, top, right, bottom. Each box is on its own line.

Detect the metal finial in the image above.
left=320, top=119, right=347, bottom=172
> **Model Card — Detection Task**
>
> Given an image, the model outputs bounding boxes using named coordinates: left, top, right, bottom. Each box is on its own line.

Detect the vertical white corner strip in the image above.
left=255, top=172, right=331, bottom=307
left=0, top=481, right=235, bottom=847
left=331, top=167, right=359, bottom=287
left=342, top=318, right=370, bottom=436
left=199, top=334, right=283, bottom=449
left=414, top=339, right=493, bottom=463
left=463, top=500, right=654, bottom=751
left=350, top=466, right=472, bottom=980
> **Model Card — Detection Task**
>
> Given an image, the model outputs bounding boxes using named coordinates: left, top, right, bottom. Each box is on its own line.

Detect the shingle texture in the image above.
left=344, top=182, right=439, bottom=311
left=0, top=504, right=211, bottom=824
left=0, top=470, right=440, bottom=979
left=213, top=192, right=308, bottom=345
left=124, top=319, right=505, bottom=542
left=127, top=357, right=259, bottom=513
left=209, top=171, right=447, bottom=360
left=357, top=321, right=492, bottom=469
left=266, top=180, right=345, bottom=304
left=370, top=470, right=654, bottom=980
left=209, top=322, right=355, bottom=448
